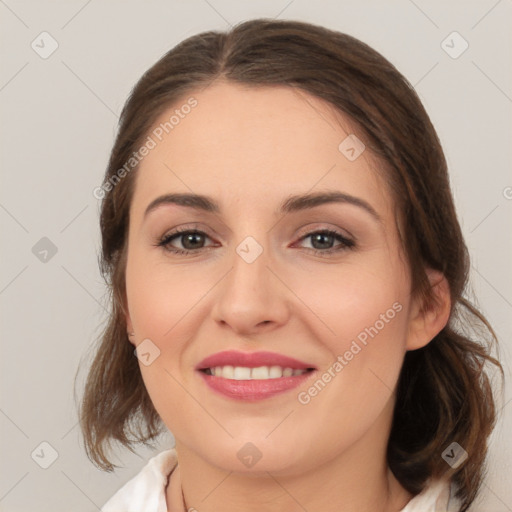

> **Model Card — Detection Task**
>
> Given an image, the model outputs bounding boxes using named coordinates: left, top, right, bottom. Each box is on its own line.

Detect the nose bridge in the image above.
left=211, top=231, right=289, bottom=333
left=228, top=233, right=273, bottom=305
left=232, top=233, right=269, bottom=292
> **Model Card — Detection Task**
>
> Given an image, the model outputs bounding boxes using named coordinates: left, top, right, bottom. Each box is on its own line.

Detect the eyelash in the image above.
left=155, top=226, right=356, bottom=257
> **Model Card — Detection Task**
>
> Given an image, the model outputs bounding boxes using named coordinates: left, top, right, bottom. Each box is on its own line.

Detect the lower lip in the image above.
left=197, top=370, right=317, bottom=401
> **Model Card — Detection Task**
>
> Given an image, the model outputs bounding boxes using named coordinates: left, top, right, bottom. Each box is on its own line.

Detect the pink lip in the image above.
left=195, top=350, right=317, bottom=401
left=197, top=370, right=317, bottom=401
left=195, top=350, right=316, bottom=371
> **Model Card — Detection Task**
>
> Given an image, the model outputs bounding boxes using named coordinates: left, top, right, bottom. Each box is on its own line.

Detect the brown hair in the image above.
left=77, top=19, right=503, bottom=511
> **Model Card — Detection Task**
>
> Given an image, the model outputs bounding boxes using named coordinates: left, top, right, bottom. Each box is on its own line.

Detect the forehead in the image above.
left=131, top=81, right=392, bottom=220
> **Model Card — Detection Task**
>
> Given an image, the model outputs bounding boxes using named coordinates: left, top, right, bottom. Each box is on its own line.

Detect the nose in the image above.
left=211, top=238, right=290, bottom=336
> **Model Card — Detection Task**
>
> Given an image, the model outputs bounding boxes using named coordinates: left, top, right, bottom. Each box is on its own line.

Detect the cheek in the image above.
left=292, top=259, right=409, bottom=350
left=290, top=266, right=409, bottom=436
left=125, top=249, right=203, bottom=410
left=125, top=248, right=208, bottom=337
left=288, top=257, right=412, bottom=412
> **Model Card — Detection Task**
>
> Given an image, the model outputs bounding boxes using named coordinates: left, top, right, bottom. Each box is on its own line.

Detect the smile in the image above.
left=201, top=365, right=314, bottom=379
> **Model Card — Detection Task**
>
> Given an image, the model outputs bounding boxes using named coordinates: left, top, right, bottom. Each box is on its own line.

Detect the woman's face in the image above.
left=124, top=81, right=426, bottom=475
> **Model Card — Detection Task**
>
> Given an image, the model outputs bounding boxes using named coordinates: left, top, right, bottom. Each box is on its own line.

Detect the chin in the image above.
left=199, top=437, right=307, bottom=475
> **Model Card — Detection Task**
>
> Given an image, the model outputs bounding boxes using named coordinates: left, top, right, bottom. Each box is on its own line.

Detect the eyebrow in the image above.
left=143, top=191, right=381, bottom=223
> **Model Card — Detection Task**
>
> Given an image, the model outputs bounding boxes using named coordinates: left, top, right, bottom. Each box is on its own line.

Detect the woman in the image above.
left=79, top=19, right=503, bottom=512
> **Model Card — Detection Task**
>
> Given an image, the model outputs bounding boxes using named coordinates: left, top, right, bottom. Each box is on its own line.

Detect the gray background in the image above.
left=1, top=0, right=511, bottom=510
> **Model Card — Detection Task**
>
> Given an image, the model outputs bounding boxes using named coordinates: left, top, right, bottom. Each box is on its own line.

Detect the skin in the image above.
left=124, top=81, right=451, bottom=512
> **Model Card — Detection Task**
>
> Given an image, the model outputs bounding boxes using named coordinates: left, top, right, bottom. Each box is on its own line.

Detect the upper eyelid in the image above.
left=296, top=223, right=354, bottom=240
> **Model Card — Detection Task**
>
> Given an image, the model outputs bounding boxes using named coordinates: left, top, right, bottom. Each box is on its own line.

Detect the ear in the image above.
left=125, top=310, right=136, bottom=347
left=120, top=282, right=136, bottom=346
left=406, top=269, right=451, bottom=351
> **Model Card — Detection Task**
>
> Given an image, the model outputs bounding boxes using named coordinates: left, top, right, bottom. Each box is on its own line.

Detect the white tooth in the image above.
left=233, top=366, right=252, bottom=380
left=208, top=365, right=307, bottom=380
left=251, top=366, right=270, bottom=379
left=282, top=367, right=294, bottom=377
left=269, top=365, right=284, bottom=378
left=221, top=365, right=234, bottom=379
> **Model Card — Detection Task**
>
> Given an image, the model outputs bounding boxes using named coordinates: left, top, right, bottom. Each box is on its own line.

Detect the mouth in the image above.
left=199, top=366, right=315, bottom=379
left=195, top=350, right=318, bottom=401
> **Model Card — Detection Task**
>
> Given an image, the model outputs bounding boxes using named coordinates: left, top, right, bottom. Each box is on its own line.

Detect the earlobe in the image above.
left=125, top=312, right=136, bottom=346
left=406, top=270, right=451, bottom=351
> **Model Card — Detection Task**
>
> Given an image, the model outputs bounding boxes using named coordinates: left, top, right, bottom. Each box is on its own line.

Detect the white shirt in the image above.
left=101, top=449, right=461, bottom=512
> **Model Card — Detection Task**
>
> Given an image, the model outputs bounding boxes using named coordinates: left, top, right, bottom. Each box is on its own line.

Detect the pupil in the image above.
left=313, top=233, right=332, bottom=249
left=183, top=233, right=203, bottom=249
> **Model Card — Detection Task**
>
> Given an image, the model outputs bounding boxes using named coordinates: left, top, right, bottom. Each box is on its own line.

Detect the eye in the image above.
left=155, top=227, right=356, bottom=257
left=295, top=229, right=355, bottom=256
left=156, top=227, right=215, bottom=255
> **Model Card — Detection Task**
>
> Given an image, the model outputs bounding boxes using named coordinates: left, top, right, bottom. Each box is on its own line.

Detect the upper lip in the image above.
left=195, top=350, right=317, bottom=371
